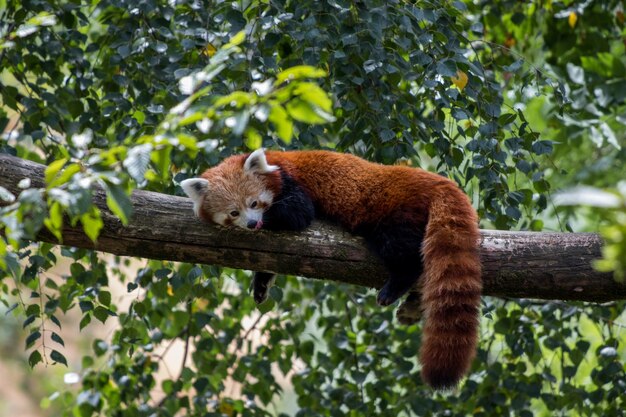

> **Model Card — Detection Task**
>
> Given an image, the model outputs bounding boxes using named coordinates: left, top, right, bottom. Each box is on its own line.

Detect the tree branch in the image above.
left=1, top=154, right=624, bottom=302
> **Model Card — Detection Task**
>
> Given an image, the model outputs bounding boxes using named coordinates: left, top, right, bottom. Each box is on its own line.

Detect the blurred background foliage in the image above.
left=0, top=0, right=625, bottom=416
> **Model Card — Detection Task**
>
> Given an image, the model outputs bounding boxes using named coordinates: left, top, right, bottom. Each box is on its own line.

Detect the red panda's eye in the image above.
left=230, top=210, right=239, bottom=217
left=251, top=201, right=257, bottom=208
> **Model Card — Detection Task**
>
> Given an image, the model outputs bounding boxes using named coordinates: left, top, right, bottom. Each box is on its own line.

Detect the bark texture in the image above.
left=1, top=153, right=623, bottom=302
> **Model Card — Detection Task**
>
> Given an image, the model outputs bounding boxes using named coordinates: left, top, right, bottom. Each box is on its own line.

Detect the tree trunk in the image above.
left=1, top=154, right=623, bottom=302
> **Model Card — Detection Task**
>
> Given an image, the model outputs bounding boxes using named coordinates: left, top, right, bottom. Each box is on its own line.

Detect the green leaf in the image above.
left=226, top=30, right=246, bottom=47
left=93, top=306, right=110, bottom=324
left=257, top=299, right=275, bottom=314
left=0, top=241, right=6, bottom=270
left=531, top=140, right=554, bottom=155
left=105, top=184, right=133, bottom=225
left=286, top=99, right=334, bottom=124
left=436, top=59, right=457, bottom=77
left=93, top=339, right=108, bottom=356
left=498, top=113, right=517, bottom=126
left=213, top=91, right=252, bottom=108
left=80, top=207, right=103, bottom=243
left=15, top=24, right=38, bottom=38
left=26, top=304, right=40, bottom=316
left=269, top=286, right=283, bottom=303
left=50, top=315, right=61, bottom=329
left=27, top=12, right=57, bottom=27
left=533, top=179, right=550, bottom=193
left=276, top=66, right=326, bottom=85
left=51, top=332, right=65, bottom=347
left=98, top=291, right=111, bottom=307
left=44, top=158, right=68, bottom=185
left=269, top=104, right=293, bottom=143
left=44, top=201, right=64, bottom=242
left=123, top=144, right=152, bottom=182
left=50, top=349, right=68, bottom=366
left=28, top=350, right=43, bottom=368
left=292, top=82, right=333, bottom=112
left=133, top=110, right=146, bottom=125
left=68, top=100, right=84, bottom=119
left=23, top=315, right=37, bottom=328
left=79, top=300, right=94, bottom=312
left=179, top=111, right=205, bottom=127
left=25, top=330, right=41, bottom=348
left=79, top=313, right=91, bottom=330
left=150, top=146, right=172, bottom=182
left=530, top=219, right=544, bottom=231
left=245, top=128, right=263, bottom=150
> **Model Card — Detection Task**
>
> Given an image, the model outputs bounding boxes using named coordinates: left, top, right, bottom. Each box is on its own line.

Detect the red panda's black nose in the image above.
left=247, top=220, right=257, bottom=229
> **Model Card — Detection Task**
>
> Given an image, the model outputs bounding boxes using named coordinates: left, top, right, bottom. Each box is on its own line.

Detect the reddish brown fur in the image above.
left=201, top=150, right=482, bottom=389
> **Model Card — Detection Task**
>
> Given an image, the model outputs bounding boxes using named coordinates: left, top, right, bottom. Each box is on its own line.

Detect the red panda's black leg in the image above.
left=361, top=216, right=426, bottom=307
left=252, top=272, right=275, bottom=304
left=377, top=267, right=422, bottom=307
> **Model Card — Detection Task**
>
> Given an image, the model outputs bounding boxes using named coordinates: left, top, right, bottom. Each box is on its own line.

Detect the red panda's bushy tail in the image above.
left=419, top=188, right=482, bottom=390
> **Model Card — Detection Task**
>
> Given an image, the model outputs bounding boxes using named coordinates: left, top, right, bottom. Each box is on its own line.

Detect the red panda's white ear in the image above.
left=180, top=178, right=209, bottom=216
left=244, top=148, right=278, bottom=174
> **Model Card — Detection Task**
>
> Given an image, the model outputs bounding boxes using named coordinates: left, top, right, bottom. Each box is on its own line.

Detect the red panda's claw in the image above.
left=377, top=288, right=399, bottom=306
left=254, top=290, right=268, bottom=304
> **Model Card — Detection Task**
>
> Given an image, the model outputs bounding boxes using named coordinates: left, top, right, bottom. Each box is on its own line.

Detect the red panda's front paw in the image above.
left=377, top=278, right=413, bottom=306
left=377, top=286, right=400, bottom=306
left=253, top=280, right=270, bottom=304
left=252, top=272, right=276, bottom=304
left=253, top=288, right=269, bottom=304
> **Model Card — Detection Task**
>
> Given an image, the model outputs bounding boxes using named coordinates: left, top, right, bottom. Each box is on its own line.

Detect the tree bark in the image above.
left=1, top=154, right=623, bottom=302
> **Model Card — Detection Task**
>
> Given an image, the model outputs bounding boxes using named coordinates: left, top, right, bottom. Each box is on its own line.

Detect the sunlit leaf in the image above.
left=292, top=82, right=333, bottom=112
left=44, top=201, right=64, bottom=242
left=276, top=66, right=326, bottom=85
left=226, top=31, right=245, bottom=47
left=286, top=99, right=334, bottom=124
left=451, top=70, right=468, bottom=90
left=269, top=103, right=293, bottom=143
left=48, top=163, right=81, bottom=189
left=203, top=42, right=217, bottom=57
left=45, top=159, right=68, bottom=185
left=568, top=12, right=578, bottom=28
left=80, top=207, right=103, bottom=243
left=245, top=128, right=262, bottom=150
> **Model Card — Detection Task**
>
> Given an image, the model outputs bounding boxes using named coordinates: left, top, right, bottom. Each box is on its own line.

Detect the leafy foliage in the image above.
left=0, top=0, right=625, bottom=416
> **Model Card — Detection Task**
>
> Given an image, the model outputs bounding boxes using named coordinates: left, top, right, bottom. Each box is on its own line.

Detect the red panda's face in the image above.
left=181, top=149, right=279, bottom=230
left=201, top=173, right=274, bottom=229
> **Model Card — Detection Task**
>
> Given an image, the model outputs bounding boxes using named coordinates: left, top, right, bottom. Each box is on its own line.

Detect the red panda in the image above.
left=181, top=149, right=482, bottom=390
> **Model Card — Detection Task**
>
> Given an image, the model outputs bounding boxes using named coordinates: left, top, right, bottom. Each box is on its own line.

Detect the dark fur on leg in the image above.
left=252, top=172, right=313, bottom=304
left=252, top=272, right=275, bottom=304
left=360, top=212, right=426, bottom=306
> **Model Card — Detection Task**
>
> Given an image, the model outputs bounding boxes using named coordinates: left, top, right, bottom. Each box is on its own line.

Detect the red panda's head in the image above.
left=181, top=149, right=279, bottom=230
